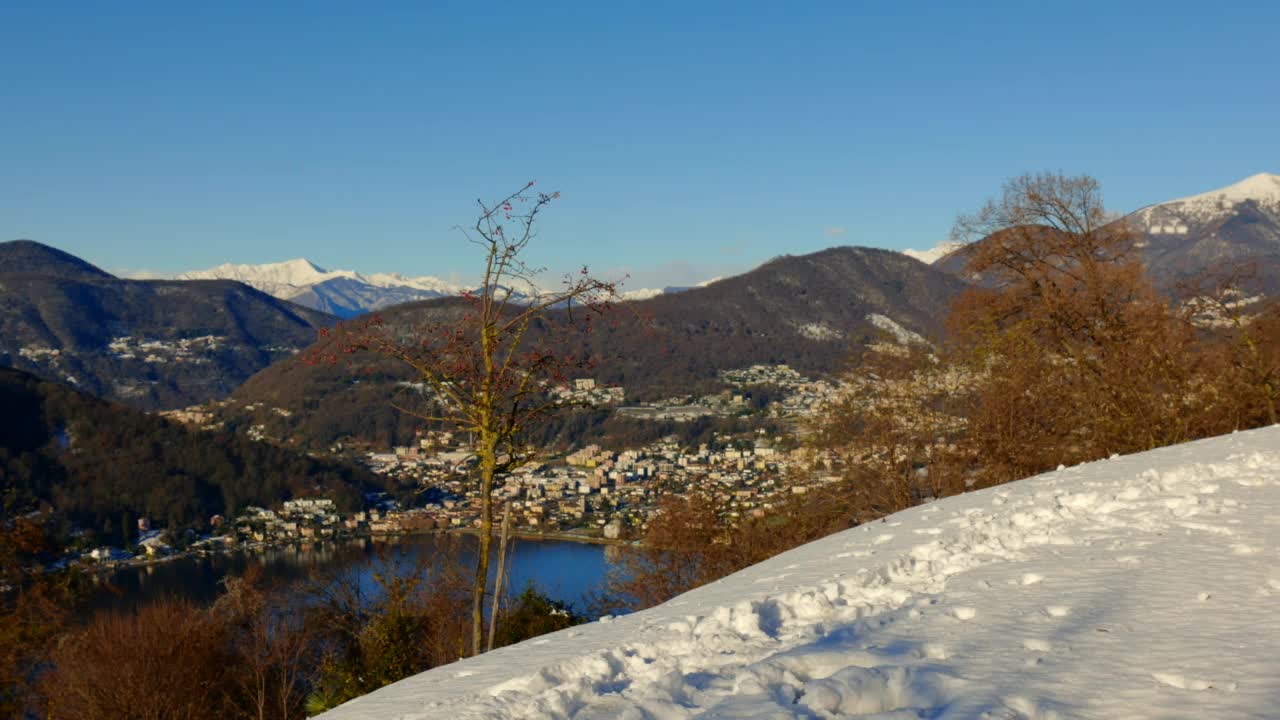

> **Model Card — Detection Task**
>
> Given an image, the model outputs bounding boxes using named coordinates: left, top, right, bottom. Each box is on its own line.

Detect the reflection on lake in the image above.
left=89, top=534, right=612, bottom=616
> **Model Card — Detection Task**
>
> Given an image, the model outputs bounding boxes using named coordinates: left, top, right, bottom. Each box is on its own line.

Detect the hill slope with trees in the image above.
left=0, top=240, right=337, bottom=410
left=0, top=366, right=381, bottom=550
left=228, top=246, right=967, bottom=449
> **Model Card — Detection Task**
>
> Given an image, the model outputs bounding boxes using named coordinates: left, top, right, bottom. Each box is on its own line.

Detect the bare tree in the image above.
left=213, top=568, right=314, bottom=720
left=315, top=182, right=617, bottom=656
left=948, top=172, right=1208, bottom=474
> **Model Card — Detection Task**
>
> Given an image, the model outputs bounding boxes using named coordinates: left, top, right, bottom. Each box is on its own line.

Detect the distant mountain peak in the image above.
left=178, top=258, right=465, bottom=317
left=180, top=258, right=337, bottom=287
left=0, top=242, right=334, bottom=410
left=278, top=257, right=328, bottom=274
left=1167, top=172, right=1280, bottom=207
left=902, top=241, right=964, bottom=265
left=1138, top=172, right=1280, bottom=230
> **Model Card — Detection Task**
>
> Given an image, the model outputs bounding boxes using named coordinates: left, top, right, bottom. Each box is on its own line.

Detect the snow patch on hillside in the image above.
left=321, top=426, right=1280, bottom=720
left=796, top=322, right=842, bottom=340
left=866, top=313, right=927, bottom=345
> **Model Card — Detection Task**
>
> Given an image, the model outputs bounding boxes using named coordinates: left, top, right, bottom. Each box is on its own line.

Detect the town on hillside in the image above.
left=75, top=363, right=856, bottom=567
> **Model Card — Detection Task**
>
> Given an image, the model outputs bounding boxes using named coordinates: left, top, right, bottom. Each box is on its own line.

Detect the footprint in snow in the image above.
left=916, top=642, right=948, bottom=660
left=836, top=550, right=873, bottom=559
left=754, top=574, right=791, bottom=584
left=1152, top=672, right=1237, bottom=692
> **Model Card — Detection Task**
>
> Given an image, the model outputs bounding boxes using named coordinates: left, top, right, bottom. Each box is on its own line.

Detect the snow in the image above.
left=1137, top=172, right=1280, bottom=228
left=179, top=259, right=463, bottom=304
left=363, top=272, right=464, bottom=294
left=865, top=314, right=926, bottom=345
left=1159, top=172, right=1280, bottom=209
left=181, top=258, right=335, bottom=288
left=796, top=322, right=842, bottom=340
left=319, top=426, right=1280, bottom=719
left=902, top=241, right=963, bottom=265
left=620, top=287, right=666, bottom=301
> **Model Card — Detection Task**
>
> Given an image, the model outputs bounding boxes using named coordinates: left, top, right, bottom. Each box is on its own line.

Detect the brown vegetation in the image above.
left=301, top=547, right=472, bottom=712
left=610, top=482, right=872, bottom=608
left=43, top=600, right=234, bottom=720
left=616, top=172, right=1280, bottom=610
left=15, top=538, right=582, bottom=719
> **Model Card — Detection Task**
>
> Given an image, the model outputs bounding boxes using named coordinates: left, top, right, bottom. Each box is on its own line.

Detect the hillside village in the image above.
left=314, top=365, right=843, bottom=538
left=72, top=363, right=850, bottom=568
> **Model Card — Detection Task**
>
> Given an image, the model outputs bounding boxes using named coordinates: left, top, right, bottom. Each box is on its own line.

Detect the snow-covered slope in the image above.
left=1135, top=172, right=1280, bottom=233
left=179, top=259, right=463, bottom=317
left=902, top=241, right=963, bottom=265
left=321, top=426, right=1280, bottom=719
left=866, top=313, right=927, bottom=345
left=180, top=258, right=338, bottom=289
left=1138, top=172, right=1280, bottom=225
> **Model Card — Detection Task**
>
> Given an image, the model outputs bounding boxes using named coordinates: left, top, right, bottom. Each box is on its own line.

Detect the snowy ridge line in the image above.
left=321, top=427, right=1280, bottom=719
left=1136, top=172, right=1280, bottom=229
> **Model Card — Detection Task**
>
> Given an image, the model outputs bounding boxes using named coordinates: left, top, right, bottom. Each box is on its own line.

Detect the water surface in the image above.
left=88, top=534, right=612, bottom=615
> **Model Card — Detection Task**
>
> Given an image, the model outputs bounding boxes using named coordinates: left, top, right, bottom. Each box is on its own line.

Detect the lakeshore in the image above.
left=84, top=532, right=614, bottom=615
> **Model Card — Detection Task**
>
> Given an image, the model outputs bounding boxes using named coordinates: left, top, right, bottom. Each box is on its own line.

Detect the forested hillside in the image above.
left=228, top=246, right=965, bottom=449
left=0, top=367, right=381, bottom=549
left=0, top=240, right=336, bottom=410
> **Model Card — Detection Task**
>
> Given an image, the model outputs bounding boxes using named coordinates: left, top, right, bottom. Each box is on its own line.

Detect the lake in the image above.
left=87, top=534, right=615, bottom=616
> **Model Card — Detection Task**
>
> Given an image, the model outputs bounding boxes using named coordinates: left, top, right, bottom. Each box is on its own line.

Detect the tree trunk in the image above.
left=487, top=501, right=513, bottom=652
left=470, top=444, right=497, bottom=657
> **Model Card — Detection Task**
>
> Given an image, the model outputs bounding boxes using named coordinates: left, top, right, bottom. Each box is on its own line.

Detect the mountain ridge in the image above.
left=0, top=240, right=337, bottom=410
left=179, top=258, right=466, bottom=318
left=227, top=245, right=968, bottom=449
left=0, top=238, right=114, bottom=279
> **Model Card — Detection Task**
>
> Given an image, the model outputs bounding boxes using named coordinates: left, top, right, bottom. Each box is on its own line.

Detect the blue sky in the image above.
left=2, top=1, right=1277, bottom=288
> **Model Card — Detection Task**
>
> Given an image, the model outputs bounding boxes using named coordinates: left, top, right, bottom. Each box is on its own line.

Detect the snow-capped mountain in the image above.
left=179, top=259, right=464, bottom=318
left=320, top=425, right=1280, bottom=719
left=1136, top=172, right=1280, bottom=233
left=1129, top=172, right=1280, bottom=292
left=180, top=258, right=722, bottom=315
left=934, top=172, right=1280, bottom=294
left=903, top=241, right=963, bottom=265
